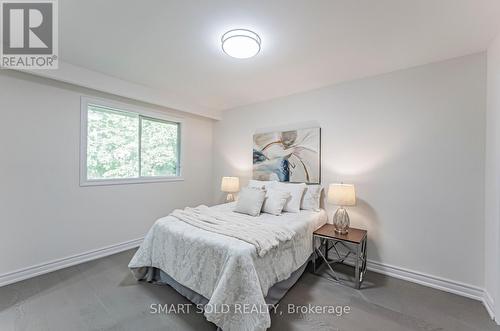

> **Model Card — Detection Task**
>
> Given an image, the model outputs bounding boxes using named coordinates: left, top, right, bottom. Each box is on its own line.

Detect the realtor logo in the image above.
left=1, top=0, right=58, bottom=69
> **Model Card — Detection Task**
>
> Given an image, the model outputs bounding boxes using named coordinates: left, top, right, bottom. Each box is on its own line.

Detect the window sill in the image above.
left=80, top=177, right=184, bottom=187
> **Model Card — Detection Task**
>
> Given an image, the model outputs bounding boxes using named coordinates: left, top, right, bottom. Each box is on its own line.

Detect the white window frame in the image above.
left=80, top=96, right=184, bottom=186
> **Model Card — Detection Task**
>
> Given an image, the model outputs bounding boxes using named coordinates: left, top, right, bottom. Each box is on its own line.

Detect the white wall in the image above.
left=0, top=52, right=491, bottom=307
left=0, top=71, right=214, bottom=279
left=485, top=32, right=500, bottom=320
left=213, top=54, right=486, bottom=288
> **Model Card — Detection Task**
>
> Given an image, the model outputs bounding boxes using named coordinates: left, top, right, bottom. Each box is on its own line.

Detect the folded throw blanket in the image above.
left=170, top=205, right=295, bottom=257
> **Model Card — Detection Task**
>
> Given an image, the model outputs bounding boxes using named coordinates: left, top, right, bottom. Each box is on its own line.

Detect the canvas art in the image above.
left=253, top=127, right=321, bottom=184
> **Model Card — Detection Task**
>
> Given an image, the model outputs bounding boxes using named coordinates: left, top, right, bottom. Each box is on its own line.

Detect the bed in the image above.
left=128, top=202, right=327, bottom=331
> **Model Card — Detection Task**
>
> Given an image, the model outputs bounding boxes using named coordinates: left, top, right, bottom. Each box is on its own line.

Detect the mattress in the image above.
left=129, top=203, right=327, bottom=331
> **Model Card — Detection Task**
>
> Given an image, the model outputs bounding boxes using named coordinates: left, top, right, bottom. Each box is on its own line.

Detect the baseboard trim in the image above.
left=0, top=239, right=496, bottom=322
left=366, top=259, right=484, bottom=300
left=482, top=291, right=496, bottom=321
left=365, top=259, right=497, bottom=321
left=0, top=237, right=143, bottom=288
left=338, top=255, right=493, bottom=319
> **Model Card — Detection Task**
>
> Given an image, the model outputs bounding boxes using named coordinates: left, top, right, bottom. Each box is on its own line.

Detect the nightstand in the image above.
left=313, top=224, right=367, bottom=289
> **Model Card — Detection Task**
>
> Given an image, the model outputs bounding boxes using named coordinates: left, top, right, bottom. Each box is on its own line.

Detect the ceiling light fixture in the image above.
left=221, top=29, right=261, bottom=59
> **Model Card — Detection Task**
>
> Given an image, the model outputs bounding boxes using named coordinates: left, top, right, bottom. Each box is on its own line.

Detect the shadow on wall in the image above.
left=353, top=198, right=381, bottom=263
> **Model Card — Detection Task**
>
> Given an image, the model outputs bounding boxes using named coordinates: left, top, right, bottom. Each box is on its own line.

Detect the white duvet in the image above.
left=128, top=203, right=327, bottom=331
left=171, top=205, right=296, bottom=257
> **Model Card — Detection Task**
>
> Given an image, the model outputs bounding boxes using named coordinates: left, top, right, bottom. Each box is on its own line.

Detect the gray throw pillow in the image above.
left=301, top=185, right=322, bottom=211
left=234, top=187, right=266, bottom=216
left=262, top=188, right=291, bottom=216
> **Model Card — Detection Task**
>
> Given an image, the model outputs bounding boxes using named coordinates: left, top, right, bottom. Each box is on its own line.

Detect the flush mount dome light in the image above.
left=221, top=29, right=261, bottom=59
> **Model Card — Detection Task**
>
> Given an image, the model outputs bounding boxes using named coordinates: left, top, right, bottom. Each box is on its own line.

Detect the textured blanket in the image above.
left=170, top=206, right=295, bottom=257
left=129, top=203, right=327, bottom=331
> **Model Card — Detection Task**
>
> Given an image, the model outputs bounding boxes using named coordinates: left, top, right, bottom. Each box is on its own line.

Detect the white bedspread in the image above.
left=128, top=203, right=327, bottom=331
left=171, top=205, right=296, bottom=257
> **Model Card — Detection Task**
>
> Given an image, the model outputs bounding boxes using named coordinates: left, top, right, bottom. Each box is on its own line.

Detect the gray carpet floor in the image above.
left=0, top=249, right=498, bottom=331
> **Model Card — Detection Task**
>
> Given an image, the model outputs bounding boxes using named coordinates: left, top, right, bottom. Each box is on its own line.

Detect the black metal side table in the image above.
left=313, top=224, right=367, bottom=289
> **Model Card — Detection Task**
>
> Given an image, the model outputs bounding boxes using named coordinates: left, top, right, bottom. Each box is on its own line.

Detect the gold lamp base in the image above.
left=333, top=207, right=350, bottom=234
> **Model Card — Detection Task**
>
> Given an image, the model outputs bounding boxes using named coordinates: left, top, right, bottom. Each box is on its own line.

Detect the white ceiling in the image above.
left=60, top=0, right=500, bottom=116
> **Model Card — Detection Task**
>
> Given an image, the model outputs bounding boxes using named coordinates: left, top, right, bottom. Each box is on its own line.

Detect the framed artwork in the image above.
left=253, top=127, right=321, bottom=184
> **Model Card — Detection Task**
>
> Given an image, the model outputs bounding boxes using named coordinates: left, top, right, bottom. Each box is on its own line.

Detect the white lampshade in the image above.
left=221, top=177, right=240, bottom=193
left=328, top=183, right=356, bottom=206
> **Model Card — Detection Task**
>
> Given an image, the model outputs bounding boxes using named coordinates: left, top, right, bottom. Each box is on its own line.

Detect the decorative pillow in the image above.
left=262, top=188, right=291, bottom=216
left=273, top=182, right=307, bottom=213
left=248, top=179, right=276, bottom=190
left=234, top=187, right=266, bottom=216
left=301, top=185, right=322, bottom=211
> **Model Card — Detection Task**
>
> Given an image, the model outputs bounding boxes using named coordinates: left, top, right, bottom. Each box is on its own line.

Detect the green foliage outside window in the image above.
left=141, top=118, right=179, bottom=177
left=86, top=104, right=179, bottom=180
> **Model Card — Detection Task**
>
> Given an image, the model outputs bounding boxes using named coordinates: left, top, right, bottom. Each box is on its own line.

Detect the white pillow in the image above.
left=262, top=188, right=291, bottom=216
left=301, top=185, right=322, bottom=211
left=272, top=182, right=307, bottom=213
left=248, top=179, right=276, bottom=190
left=234, top=187, right=266, bottom=216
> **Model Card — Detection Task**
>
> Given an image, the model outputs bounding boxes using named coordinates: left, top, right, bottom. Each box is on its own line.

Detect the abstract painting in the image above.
left=253, top=127, right=320, bottom=184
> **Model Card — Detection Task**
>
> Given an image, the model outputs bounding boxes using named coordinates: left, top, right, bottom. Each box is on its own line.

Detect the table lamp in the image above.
left=328, top=183, right=356, bottom=234
left=221, top=177, right=239, bottom=202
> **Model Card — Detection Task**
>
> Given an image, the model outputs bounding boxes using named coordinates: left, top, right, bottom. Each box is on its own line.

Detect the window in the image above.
left=81, top=97, right=182, bottom=185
